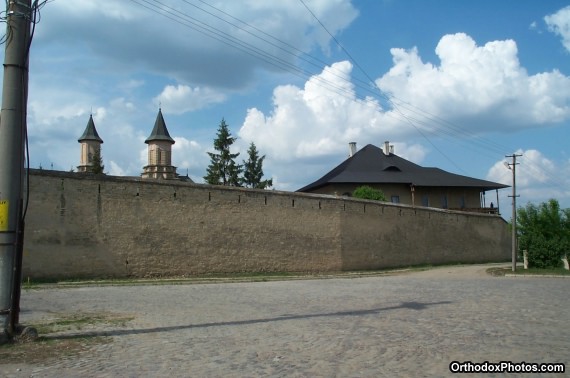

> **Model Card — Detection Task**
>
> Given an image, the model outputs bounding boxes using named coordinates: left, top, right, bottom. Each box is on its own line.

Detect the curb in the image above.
left=504, top=274, right=570, bottom=278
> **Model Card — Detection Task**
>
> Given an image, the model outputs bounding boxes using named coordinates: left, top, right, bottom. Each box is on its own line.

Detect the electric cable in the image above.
left=298, top=0, right=568, bottom=188
left=125, top=0, right=568, bottom=191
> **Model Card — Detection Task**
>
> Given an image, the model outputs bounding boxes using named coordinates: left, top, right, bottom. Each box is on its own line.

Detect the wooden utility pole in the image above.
left=0, top=0, right=31, bottom=341
left=505, top=153, right=522, bottom=272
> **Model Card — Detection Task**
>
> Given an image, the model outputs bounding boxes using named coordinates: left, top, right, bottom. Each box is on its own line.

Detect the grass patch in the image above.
left=33, top=313, right=134, bottom=334
left=26, top=266, right=438, bottom=288
left=512, top=267, right=570, bottom=276
left=22, top=271, right=306, bottom=288
left=22, top=263, right=501, bottom=288
left=487, top=267, right=570, bottom=276
left=0, top=312, right=133, bottom=364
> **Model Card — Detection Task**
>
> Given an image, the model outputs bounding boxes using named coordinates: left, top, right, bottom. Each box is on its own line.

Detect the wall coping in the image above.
left=28, top=169, right=504, bottom=221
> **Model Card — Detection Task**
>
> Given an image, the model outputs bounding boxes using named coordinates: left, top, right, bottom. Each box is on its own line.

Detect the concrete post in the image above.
left=0, top=0, right=31, bottom=340
left=506, top=153, right=521, bottom=272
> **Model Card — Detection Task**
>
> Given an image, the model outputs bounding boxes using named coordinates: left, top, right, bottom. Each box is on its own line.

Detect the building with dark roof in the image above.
left=297, top=142, right=508, bottom=213
left=76, top=110, right=193, bottom=181
left=77, top=114, right=103, bottom=173
left=141, top=108, right=179, bottom=180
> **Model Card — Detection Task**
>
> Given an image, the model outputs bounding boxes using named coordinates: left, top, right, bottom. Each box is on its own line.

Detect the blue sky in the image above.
left=4, top=0, right=570, bottom=211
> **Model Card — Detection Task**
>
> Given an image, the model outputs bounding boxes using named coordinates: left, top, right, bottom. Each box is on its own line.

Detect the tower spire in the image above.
left=142, top=108, right=177, bottom=179
left=144, top=108, right=174, bottom=144
left=77, top=115, right=103, bottom=173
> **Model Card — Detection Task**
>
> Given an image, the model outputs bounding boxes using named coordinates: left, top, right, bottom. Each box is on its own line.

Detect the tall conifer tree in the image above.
left=204, top=119, right=242, bottom=186
left=91, top=148, right=105, bottom=174
left=242, top=142, right=272, bottom=189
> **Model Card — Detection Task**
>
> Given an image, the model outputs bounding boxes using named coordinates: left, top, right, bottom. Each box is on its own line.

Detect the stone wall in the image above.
left=22, top=170, right=511, bottom=279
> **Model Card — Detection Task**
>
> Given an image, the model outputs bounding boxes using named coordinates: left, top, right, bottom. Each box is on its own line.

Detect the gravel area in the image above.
left=1, top=264, right=568, bottom=377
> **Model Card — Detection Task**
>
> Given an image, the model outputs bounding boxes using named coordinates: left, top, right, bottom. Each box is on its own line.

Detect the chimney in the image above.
left=348, top=142, right=357, bottom=157
left=384, top=141, right=390, bottom=155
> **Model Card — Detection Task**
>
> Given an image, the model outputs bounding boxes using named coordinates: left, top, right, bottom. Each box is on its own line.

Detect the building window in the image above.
left=441, top=195, right=448, bottom=209
left=391, top=195, right=400, bottom=204
left=459, top=196, right=465, bottom=209
left=422, top=195, right=429, bottom=207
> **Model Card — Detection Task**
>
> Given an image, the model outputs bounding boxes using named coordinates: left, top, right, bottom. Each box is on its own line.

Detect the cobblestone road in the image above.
left=1, top=264, right=568, bottom=377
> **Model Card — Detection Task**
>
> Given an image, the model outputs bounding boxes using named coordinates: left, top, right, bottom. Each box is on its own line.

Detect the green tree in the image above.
left=204, top=119, right=242, bottom=186
left=352, top=185, right=386, bottom=201
left=242, top=142, right=273, bottom=189
left=91, top=148, right=105, bottom=174
left=517, top=199, right=570, bottom=268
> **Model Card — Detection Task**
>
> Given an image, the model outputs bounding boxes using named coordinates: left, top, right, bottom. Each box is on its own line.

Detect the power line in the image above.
left=297, top=0, right=568, bottom=189
left=128, top=0, right=567, bottom=192
left=298, top=0, right=525, bottom=173
left=129, top=0, right=386, bottom=110
left=130, top=0, right=480, bottom=145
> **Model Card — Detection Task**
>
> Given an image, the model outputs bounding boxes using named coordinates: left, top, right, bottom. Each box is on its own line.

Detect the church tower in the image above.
left=141, top=108, right=177, bottom=179
left=77, top=114, right=103, bottom=173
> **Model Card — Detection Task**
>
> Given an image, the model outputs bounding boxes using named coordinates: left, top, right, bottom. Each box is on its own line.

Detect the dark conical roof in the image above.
left=78, top=114, right=103, bottom=143
left=145, top=108, right=174, bottom=144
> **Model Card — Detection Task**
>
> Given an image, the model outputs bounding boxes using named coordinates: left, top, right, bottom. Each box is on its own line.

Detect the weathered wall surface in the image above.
left=22, top=170, right=510, bottom=279
left=339, top=202, right=509, bottom=270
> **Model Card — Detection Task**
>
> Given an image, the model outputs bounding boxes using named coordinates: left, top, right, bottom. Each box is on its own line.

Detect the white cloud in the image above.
left=529, top=21, right=538, bottom=31
left=153, top=85, right=227, bottom=114
left=239, top=61, right=389, bottom=161
left=28, top=89, right=93, bottom=128
left=487, top=149, right=555, bottom=187
left=51, top=0, right=145, bottom=21
left=26, top=89, right=148, bottom=177
left=486, top=149, right=570, bottom=210
left=108, top=161, right=126, bottom=176
left=172, top=137, right=207, bottom=175
left=16, top=0, right=570, bottom=203
left=117, top=80, right=145, bottom=92
left=34, top=0, right=358, bottom=89
left=545, top=6, right=570, bottom=52
left=237, top=61, right=429, bottom=191
left=238, top=33, right=570, bottom=193
left=110, top=98, right=135, bottom=112
left=377, top=33, right=570, bottom=130
left=138, top=147, right=147, bottom=172
left=392, top=142, right=428, bottom=163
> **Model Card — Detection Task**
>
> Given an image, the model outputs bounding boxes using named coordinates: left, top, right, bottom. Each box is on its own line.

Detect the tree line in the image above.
left=204, top=118, right=272, bottom=189
left=517, top=199, right=569, bottom=269
left=84, top=118, right=273, bottom=189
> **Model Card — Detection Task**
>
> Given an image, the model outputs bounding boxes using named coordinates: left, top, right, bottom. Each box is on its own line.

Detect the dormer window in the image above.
left=383, top=166, right=401, bottom=172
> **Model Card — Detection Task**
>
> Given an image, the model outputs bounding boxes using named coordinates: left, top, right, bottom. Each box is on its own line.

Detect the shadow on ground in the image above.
left=46, top=300, right=452, bottom=341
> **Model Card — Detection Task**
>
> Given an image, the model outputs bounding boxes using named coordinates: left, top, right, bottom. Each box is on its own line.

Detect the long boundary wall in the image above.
left=22, top=170, right=511, bottom=279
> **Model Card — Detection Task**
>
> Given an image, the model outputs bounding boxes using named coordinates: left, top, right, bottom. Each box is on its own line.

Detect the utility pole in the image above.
left=505, top=153, right=522, bottom=272
left=0, top=0, right=32, bottom=341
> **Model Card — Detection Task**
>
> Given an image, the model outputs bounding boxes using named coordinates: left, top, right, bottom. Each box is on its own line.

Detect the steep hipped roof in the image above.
left=145, top=108, right=174, bottom=144
left=297, top=144, right=509, bottom=192
left=78, top=115, right=103, bottom=143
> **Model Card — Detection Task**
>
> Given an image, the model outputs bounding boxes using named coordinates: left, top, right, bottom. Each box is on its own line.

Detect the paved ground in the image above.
left=1, top=264, right=568, bottom=377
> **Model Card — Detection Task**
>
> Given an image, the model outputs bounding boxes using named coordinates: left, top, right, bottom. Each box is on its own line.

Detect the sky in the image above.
left=3, top=0, right=570, bottom=213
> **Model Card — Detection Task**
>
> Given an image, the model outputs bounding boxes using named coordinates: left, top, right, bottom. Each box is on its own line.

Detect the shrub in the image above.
left=352, top=186, right=387, bottom=201
left=525, top=234, right=564, bottom=269
left=518, top=199, right=569, bottom=269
